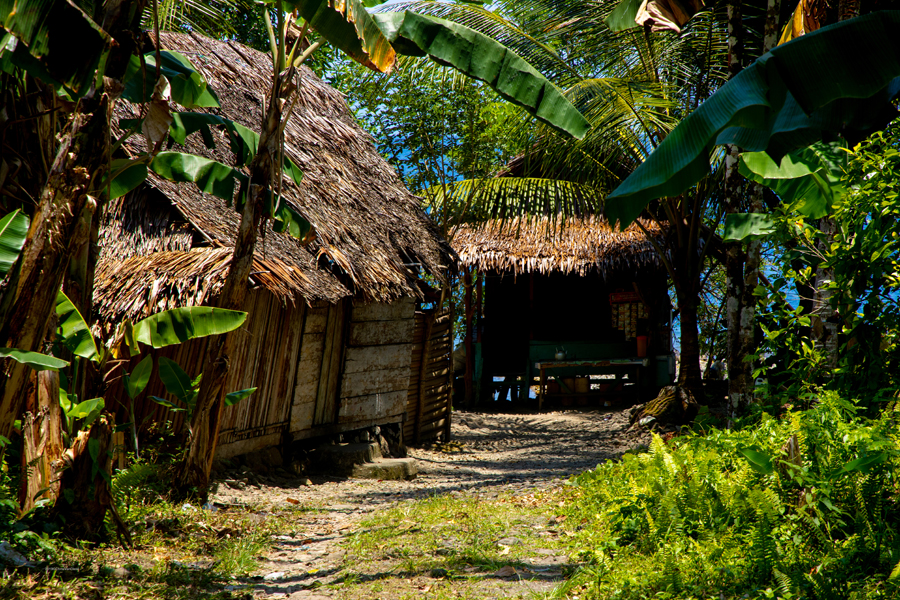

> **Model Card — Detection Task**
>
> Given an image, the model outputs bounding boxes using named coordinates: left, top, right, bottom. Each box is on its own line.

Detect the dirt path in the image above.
left=210, top=407, right=649, bottom=599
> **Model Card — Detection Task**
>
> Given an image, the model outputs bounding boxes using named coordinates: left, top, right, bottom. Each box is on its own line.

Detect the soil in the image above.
left=209, top=406, right=651, bottom=599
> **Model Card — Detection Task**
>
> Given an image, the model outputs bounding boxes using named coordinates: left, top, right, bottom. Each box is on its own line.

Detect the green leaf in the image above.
left=124, top=355, right=153, bottom=400
left=0, top=209, right=29, bottom=279
left=738, top=446, right=774, bottom=475
left=169, top=113, right=260, bottom=166
left=0, top=0, right=107, bottom=96
left=740, top=142, right=848, bottom=219
left=157, top=357, right=194, bottom=403
left=605, top=12, right=900, bottom=227
left=107, top=159, right=149, bottom=200
left=55, top=290, right=99, bottom=362
left=723, top=213, right=776, bottom=241
left=133, top=307, right=247, bottom=349
left=225, top=387, right=257, bottom=407
left=150, top=152, right=246, bottom=203
left=122, top=51, right=220, bottom=108
left=604, top=0, right=642, bottom=32
left=841, top=453, right=887, bottom=473
left=149, top=395, right=186, bottom=412
left=372, top=11, right=590, bottom=140
left=0, top=348, right=67, bottom=370
left=282, top=155, right=304, bottom=188
left=289, top=0, right=397, bottom=73
left=67, top=397, right=104, bottom=420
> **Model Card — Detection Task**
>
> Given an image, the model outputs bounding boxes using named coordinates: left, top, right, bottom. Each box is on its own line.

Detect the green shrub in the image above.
left=562, top=393, right=900, bottom=599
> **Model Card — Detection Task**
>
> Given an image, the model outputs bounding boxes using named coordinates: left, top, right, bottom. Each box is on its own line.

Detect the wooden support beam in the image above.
left=463, top=267, right=474, bottom=408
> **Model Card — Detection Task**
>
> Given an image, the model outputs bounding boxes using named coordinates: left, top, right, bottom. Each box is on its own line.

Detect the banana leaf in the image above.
left=0, top=209, right=28, bottom=279
left=0, top=0, right=107, bottom=96
left=55, top=290, right=99, bottom=363
left=225, top=387, right=257, bottom=407
left=723, top=213, right=776, bottom=241
left=107, top=159, right=149, bottom=200
left=150, top=152, right=245, bottom=203
left=739, top=141, right=847, bottom=219
left=124, top=355, right=153, bottom=400
left=0, top=347, right=68, bottom=370
left=150, top=152, right=310, bottom=240
left=372, top=11, right=590, bottom=139
left=606, top=11, right=900, bottom=227
left=122, top=51, right=220, bottom=109
left=605, top=0, right=643, bottom=31
left=133, top=307, right=247, bottom=349
left=288, top=0, right=397, bottom=73
left=169, top=113, right=260, bottom=167
left=156, top=357, right=195, bottom=405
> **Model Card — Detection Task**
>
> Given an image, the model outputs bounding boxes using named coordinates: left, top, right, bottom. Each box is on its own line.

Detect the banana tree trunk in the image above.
left=175, top=70, right=290, bottom=497
left=0, top=108, right=103, bottom=441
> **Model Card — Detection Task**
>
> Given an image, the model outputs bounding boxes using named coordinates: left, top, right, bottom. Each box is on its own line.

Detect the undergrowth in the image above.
left=558, top=392, right=900, bottom=600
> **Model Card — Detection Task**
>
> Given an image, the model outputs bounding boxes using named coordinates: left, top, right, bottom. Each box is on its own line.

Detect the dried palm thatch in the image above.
left=452, top=215, right=665, bottom=277
left=96, top=31, right=454, bottom=323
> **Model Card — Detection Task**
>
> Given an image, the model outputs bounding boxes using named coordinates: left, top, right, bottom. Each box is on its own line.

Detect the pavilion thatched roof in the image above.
left=451, top=216, right=665, bottom=277
left=96, top=31, right=454, bottom=323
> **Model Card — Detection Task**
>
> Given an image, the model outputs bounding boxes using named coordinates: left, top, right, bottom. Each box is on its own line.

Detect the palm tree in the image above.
left=379, top=0, right=735, bottom=398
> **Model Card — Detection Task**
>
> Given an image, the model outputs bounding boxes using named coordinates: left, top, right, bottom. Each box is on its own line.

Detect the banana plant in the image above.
left=151, top=356, right=255, bottom=439
left=52, top=289, right=248, bottom=451
left=605, top=11, right=900, bottom=228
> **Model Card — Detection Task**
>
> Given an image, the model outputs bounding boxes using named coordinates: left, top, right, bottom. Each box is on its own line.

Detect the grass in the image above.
left=0, top=496, right=323, bottom=600
left=335, top=486, right=576, bottom=599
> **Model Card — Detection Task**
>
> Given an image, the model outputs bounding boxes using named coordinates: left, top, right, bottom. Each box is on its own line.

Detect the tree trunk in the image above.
left=53, top=414, right=129, bottom=544
left=175, top=67, right=291, bottom=497
left=0, top=109, right=103, bottom=441
left=676, top=286, right=704, bottom=400
left=0, top=0, right=146, bottom=440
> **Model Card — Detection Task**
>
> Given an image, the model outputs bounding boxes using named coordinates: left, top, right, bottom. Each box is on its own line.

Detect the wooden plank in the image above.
left=348, top=317, right=414, bottom=346
left=343, top=343, right=413, bottom=374
left=340, top=367, right=410, bottom=398
left=290, top=400, right=316, bottom=433
left=351, top=298, right=414, bottom=322
left=304, top=308, right=329, bottom=334
left=337, top=391, right=407, bottom=423
left=314, top=302, right=341, bottom=425
left=216, top=431, right=283, bottom=460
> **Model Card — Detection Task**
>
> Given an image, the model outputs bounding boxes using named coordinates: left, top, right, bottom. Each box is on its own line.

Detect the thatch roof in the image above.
left=452, top=216, right=665, bottom=277
left=96, top=31, right=454, bottom=323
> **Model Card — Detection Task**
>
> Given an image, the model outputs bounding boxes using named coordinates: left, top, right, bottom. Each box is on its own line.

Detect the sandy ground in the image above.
left=209, top=407, right=650, bottom=599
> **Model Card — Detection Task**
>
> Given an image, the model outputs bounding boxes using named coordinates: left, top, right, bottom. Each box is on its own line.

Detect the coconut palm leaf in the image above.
left=426, top=178, right=605, bottom=231
left=606, top=11, right=900, bottom=227
left=372, top=11, right=590, bottom=139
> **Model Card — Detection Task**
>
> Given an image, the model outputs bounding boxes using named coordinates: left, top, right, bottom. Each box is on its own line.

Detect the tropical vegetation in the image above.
left=2, top=0, right=900, bottom=598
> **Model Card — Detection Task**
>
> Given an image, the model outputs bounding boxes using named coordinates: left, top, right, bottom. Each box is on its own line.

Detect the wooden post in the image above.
left=442, top=286, right=453, bottom=442
left=475, top=272, right=483, bottom=343
left=463, top=267, right=474, bottom=407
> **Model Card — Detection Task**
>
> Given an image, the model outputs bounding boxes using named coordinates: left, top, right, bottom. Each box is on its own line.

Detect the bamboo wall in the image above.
left=116, top=290, right=417, bottom=459
left=404, top=306, right=453, bottom=446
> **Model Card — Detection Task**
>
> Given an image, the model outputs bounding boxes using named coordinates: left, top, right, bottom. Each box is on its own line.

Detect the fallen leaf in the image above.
left=285, top=497, right=300, bottom=505
left=498, top=545, right=511, bottom=556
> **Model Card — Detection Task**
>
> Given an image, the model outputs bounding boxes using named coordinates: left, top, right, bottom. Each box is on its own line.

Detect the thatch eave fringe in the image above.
left=452, top=216, right=665, bottom=277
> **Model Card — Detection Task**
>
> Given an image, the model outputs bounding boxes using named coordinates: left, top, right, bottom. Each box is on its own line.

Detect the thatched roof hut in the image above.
left=95, top=32, right=455, bottom=457
left=96, top=31, right=454, bottom=325
left=451, top=216, right=665, bottom=278
left=451, top=215, right=673, bottom=409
